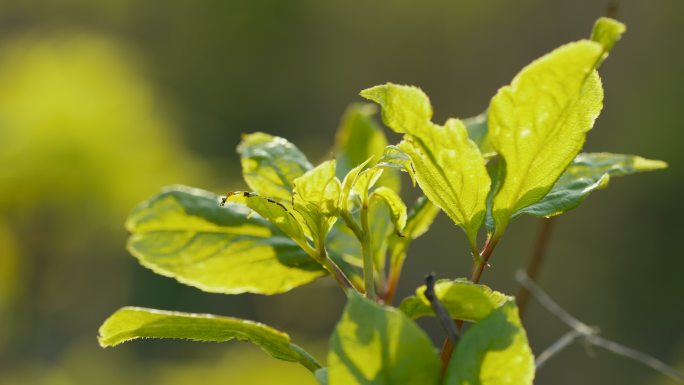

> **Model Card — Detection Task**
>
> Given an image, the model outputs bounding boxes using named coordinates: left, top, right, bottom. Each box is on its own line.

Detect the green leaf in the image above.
left=340, top=157, right=375, bottom=214
left=334, top=103, right=400, bottom=191
left=293, top=160, right=342, bottom=249
left=591, top=17, right=626, bottom=54
left=237, top=132, right=313, bottom=202
left=514, top=152, right=668, bottom=218
left=328, top=292, right=440, bottom=385
left=360, top=84, right=432, bottom=136
left=362, top=84, right=490, bottom=247
left=377, top=144, right=416, bottom=186
left=399, top=279, right=510, bottom=321
left=371, top=187, right=407, bottom=235
left=127, top=186, right=324, bottom=295
left=98, top=306, right=321, bottom=373
left=488, top=38, right=617, bottom=236
left=443, top=302, right=534, bottom=385
left=224, top=191, right=313, bottom=254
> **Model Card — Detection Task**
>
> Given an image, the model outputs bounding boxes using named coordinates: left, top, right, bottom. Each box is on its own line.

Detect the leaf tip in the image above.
left=591, top=17, right=626, bottom=53
left=634, top=157, right=668, bottom=172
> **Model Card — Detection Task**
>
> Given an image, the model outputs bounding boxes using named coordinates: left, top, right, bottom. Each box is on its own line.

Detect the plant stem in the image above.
left=439, top=234, right=500, bottom=373
left=469, top=235, right=499, bottom=283
left=360, top=202, right=376, bottom=300
left=383, top=253, right=404, bottom=304
left=517, top=217, right=556, bottom=318
left=319, top=248, right=355, bottom=291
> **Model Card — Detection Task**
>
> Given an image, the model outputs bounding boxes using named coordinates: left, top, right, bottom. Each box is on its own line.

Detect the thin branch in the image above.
left=516, top=270, right=684, bottom=383
left=425, top=274, right=460, bottom=346
left=517, top=217, right=556, bottom=317
left=516, top=270, right=595, bottom=335
left=535, top=330, right=583, bottom=369
left=589, top=335, right=684, bottom=383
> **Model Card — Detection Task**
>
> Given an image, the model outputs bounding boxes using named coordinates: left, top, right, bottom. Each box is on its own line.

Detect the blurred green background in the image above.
left=0, top=1, right=682, bottom=384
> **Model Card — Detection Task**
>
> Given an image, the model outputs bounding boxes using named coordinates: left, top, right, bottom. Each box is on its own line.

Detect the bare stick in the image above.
left=589, top=335, right=684, bottom=383
left=535, top=330, right=583, bottom=369
left=516, top=270, right=684, bottom=382
left=425, top=274, right=460, bottom=346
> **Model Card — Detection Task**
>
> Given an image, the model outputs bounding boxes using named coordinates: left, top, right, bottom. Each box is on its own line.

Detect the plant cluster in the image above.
left=99, top=18, right=669, bottom=384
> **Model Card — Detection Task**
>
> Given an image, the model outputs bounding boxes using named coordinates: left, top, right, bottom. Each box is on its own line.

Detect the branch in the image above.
left=425, top=273, right=459, bottom=346
left=516, top=270, right=684, bottom=383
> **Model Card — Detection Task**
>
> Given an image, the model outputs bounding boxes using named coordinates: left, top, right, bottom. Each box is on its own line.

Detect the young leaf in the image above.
left=127, top=186, right=324, bottom=295
left=514, top=152, right=668, bottom=218
left=293, top=160, right=342, bottom=249
left=399, top=279, right=510, bottom=321
left=334, top=103, right=400, bottom=191
left=224, top=191, right=312, bottom=254
left=488, top=20, right=625, bottom=236
left=237, top=132, right=313, bottom=202
left=388, top=197, right=440, bottom=267
left=443, top=302, right=534, bottom=385
left=328, top=292, right=440, bottom=385
left=370, top=186, right=407, bottom=235
left=377, top=144, right=416, bottom=185
left=362, top=83, right=490, bottom=247
left=98, top=307, right=321, bottom=372
left=591, top=17, right=626, bottom=54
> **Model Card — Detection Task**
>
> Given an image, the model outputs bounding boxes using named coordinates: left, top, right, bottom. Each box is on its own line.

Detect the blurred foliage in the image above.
left=0, top=1, right=682, bottom=384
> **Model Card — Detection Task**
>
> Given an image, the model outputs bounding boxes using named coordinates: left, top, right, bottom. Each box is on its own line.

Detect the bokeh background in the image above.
left=0, top=1, right=682, bottom=384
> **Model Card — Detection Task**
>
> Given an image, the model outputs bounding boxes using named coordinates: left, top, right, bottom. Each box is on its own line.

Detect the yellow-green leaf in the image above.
left=127, top=186, right=324, bottom=295
left=371, top=186, right=407, bottom=235
left=328, top=292, right=440, bottom=385
left=397, top=121, right=489, bottom=246
left=237, top=132, right=313, bottom=202
left=399, top=279, right=510, bottom=321
left=293, top=160, right=342, bottom=249
left=362, top=84, right=490, bottom=246
left=514, top=152, right=668, bottom=218
left=444, top=302, right=534, bottom=385
left=591, top=17, right=626, bottom=54
left=224, top=190, right=312, bottom=254
left=488, top=39, right=615, bottom=236
left=98, top=307, right=321, bottom=372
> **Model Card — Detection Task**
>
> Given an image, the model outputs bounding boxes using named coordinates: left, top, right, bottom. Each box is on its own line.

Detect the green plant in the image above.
left=99, top=17, right=678, bottom=384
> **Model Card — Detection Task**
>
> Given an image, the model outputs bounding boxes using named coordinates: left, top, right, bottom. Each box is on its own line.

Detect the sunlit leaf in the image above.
left=371, top=187, right=407, bottom=235
left=98, top=307, right=321, bottom=372
left=514, top=152, right=668, bottom=218
left=488, top=22, right=625, bottom=236
left=328, top=292, right=440, bottom=385
left=443, top=302, right=534, bottom=385
left=293, top=160, right=342, bottom=249
left=399, top=279, right=510, bottom=321
left=224, top=190, right=312, bottom=253
left=361, top=84, right=490, bottom=247
left=237, top=132, right=313, bottom=202
left=377, top=144, right=416, bottom=186
left=591, top=17, right=626, bottom=54
left=127, top=186, right=324, bottom=295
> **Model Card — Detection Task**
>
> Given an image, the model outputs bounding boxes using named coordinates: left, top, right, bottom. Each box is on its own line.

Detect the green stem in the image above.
left=320, top=249, right=355, bottom=291
left=360, top=201, right=376, bottom=300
